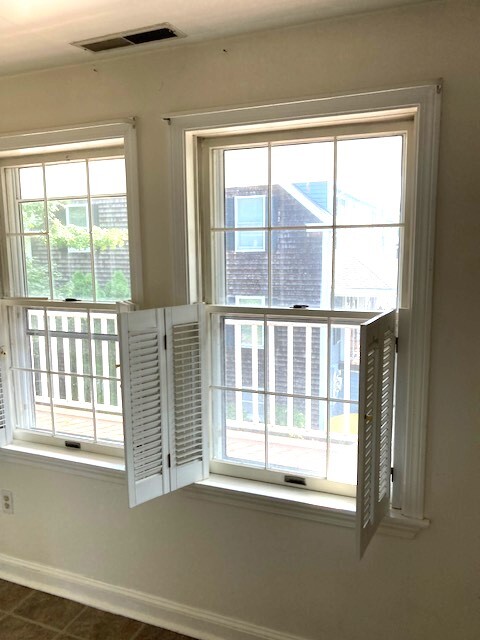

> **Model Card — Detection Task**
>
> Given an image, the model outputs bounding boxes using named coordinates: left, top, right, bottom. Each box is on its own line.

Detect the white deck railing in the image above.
left=225, top=318, right=359, bottom=440
left=28, top=309, right=121, bottom=414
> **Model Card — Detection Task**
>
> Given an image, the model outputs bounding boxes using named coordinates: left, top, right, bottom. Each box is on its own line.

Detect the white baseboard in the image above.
left=0, top=553, right=310, bottom=640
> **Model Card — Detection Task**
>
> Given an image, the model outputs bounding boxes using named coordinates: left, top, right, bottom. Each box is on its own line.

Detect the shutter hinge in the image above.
left=391, top=466, right=394, bottom=480
left=164, top=334, right=167, bottom=350
left=167, top=453, right=171, bottom=468
left=395, top=336, right=399, bottom=353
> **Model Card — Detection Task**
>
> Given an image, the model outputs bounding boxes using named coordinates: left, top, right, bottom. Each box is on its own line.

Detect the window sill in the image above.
left=183, top=474, right=430, bottom=539
left=0, top=441, right=126, bottom=484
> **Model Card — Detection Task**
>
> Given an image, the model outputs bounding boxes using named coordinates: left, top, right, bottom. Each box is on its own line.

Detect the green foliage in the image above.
left=25, top=257, right=50, bottom=297
left=22, top=202, right=45, bottom=231
left=22, top=201, right=128, bottom=252
left=49, top=219, right=128, bottom=252
left=22, top=200, right=130, bottom=300
left=99, top=270, right=130, bottom=300
left=64, top=272, right=93, bottom=299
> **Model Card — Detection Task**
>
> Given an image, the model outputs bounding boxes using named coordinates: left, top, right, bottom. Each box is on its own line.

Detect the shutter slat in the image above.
left=0, top=364, right=7, bottom=445
left=357, top=309, right=396, bottom=558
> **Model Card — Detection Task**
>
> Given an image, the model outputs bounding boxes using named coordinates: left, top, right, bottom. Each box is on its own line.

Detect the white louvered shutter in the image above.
left=165, top=304, right=208, bottom=491
left=356, top=309, right=396, bottom=558
left=0, top=358, right=7, bottom=447
left=120, top=308, right=169, bottom=507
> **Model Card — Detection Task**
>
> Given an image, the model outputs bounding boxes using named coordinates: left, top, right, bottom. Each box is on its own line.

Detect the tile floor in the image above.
left=0, top=579, right=197, bottom=640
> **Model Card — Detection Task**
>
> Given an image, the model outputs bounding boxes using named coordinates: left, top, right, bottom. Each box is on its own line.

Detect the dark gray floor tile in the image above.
left=64, top=606, right=142, bottom=640
left=0, top=615, right=58, bottom=640
left=0, top=579, right=33, bottom=612
left=135, top=625, right=197, bottom=640
left=13, top=589, right=84, bottom=630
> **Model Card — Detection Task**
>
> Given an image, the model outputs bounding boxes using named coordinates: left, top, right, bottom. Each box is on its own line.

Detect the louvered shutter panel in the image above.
left=119, top=308, right=169, bottom=507
left=165, top=304, right=208, bottom=491
left=356, top=309, right=396, bottom=558
left=0, top=359, right=7, bottom=447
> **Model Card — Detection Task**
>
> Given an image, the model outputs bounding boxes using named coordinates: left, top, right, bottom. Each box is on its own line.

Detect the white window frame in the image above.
left=0, top=120, right=142, bottom=469
left=233, top=194, right=267, bottom=252
left=168, top=83, right=441, bottom=526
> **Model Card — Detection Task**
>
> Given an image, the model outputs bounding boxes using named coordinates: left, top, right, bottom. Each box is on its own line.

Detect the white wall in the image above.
left=1, top=2, right=479, bottom=639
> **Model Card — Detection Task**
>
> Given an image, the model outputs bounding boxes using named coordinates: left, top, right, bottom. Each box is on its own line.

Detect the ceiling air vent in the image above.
left=72, top=23, right=184, bottom=53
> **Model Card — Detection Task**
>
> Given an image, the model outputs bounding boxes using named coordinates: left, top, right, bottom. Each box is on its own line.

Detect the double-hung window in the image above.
left=138, top=84, right=439, bottom=555
left=0, top=121, right=140, bottom=457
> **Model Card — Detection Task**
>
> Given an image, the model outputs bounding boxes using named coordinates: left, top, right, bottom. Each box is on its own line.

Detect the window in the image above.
left=234, top=195, right=266, bottom=251
left=153, top=84, right=439, bottom=549
left=0, top=121, right=141, bottom=456
left=204, top=123, right=405, bottom=496
left=112, top=85, right=439, bottom=557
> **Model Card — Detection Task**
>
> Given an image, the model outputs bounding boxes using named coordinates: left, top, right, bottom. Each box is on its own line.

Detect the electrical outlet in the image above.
left=1, top=490, right=14, bottom=515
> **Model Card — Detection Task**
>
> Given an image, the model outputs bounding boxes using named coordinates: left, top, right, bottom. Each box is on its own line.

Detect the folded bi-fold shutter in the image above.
left=357, top=309, right=396, bottom=558
left=120, top=308, right=169, bottom=507
left=120, top=304, right=207, bottom=507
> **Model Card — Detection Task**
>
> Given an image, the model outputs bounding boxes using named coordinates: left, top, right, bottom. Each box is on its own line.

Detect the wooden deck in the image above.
left=33, top=404, right=357, bottom=483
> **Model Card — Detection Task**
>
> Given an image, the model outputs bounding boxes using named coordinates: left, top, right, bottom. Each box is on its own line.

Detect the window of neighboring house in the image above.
left=0, top=122, right=141, bottom=457
left=234, top=195, right=266, bottom=251
left=65, top=202, right=89, bottom=253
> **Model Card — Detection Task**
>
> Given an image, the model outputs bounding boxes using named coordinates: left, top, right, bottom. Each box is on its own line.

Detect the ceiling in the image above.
left=0, top=0, right=434, bottom=77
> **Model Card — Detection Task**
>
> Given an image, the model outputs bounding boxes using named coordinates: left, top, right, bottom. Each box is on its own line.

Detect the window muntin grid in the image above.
left=205, top=127, right=406, bottom=491
left=9, top=306, right=123, bottom=446
left=4, top=156, right=130, bottom=302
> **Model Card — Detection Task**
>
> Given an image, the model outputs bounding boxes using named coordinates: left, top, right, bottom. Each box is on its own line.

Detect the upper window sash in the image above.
left=0, top=120, right=143, bottom=307
left=200, top=121, right=412, bottom=312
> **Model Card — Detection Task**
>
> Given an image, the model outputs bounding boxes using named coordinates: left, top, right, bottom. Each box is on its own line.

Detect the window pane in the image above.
left=223, top=147, right=268, bottom=229
left=223, top=230, right=268, bottom=305
left=328, top=401, right=358, bottom=484
left=10, top=368, right=42, bottom=431
left=21, top=201, right=46, bottom=232
left=46, top=309, right=92, bottom=376
left=88, top=158, right=126, bottom=196
left=224, top=318, right=265, bottom=391
left=24, top=236, right=51, bottom=297
left=45, top=162, right=87, bottom=198
left=51, top=378, right=94, bottom=440
left=90, top=312, right=120, bottom=379
left=271, top=229, right=332, bottom=308
left=19, top=166, right=44, bottom=200
left=91, top=197, right=131, bottom=301
left=330, top=324, right=360, bottom=402
left=51, top=244, right=92, bottom=300
left=268, top=320, right=328, bottom=397
left=334, top=227, right=399, bottom=311
left=266, top=396, right=327, bottom=477
left=271, top=141, right=333, bottom=226
left=94, top=379, right=123, bottom=444
left=212, top=388, right=266, bottom=466
left=336, top=136, right=403, bottom=225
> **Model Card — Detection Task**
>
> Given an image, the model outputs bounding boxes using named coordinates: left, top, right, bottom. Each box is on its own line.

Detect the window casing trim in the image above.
left=168, top=83, right=441, bottom=522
